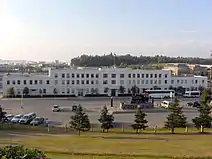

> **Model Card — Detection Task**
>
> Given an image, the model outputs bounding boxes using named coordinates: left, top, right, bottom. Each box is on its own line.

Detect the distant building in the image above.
left=2, top=67, right=207, bottom=97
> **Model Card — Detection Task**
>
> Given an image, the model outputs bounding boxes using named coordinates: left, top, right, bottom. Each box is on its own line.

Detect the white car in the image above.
left=52, top=105, right=62, bottom=112
left=160, top=101, right=172, bottom=108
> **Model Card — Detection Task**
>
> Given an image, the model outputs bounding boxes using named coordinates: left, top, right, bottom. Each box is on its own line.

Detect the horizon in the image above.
left=1, top=0, right=212, bottom=61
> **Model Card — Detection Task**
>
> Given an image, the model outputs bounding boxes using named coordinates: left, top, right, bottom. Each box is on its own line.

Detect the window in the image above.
left=177, top=80, right=179, bottom=84
left=72, top=80, right=75, bottom=84
left=133, top=80, right=136, bottom=84
left=128, top=74, right=131, bottom=78
left=46, top=80, right=50, bottom=84
left=155, top=74, right=157, bottom=78
left=154, top=80, right=157, bottom=84
left=171, top=80, right=174, bottom=84
left=111, top=74, right=116, bottom=78
left=43, top=89, right=46, bottom=94
left=104, top=87, right=108, bottom=93
left=150, top=80, right=153, bottom=84
left=81, top=74, right=84, bottom=78
left=137, top=74, right=140, bottom=78
left=86, top=80, right=89, bottom=84
left=185, top=80, right=187, bottom=84
left=39, top=80, right=42, bottom=84
left=72, top=88, right=75, bottom=93
left=137, top=80, right=140, bottom=85
left=77, top=74, right=79, bottom=78
left=34, top=80, right=37, bottom=85
left=30, top=80, right=32, bottom=85
left=103, top=74, right=108, bottom=78
left=86, top=74, right=89, bottom=78
left=192, top=80, right=194, bottom=84
left=12, top=80, right=15, bottom=85
left=133, top=74, right=135, bottom=78
left=146, top=80, right=148, bottom=84
left=142, top=74, right=144, bottom=78
left=165, top=74, right=168, bottom=78
left=54, top=80, right=58, bottom=85
left=159, top=74, right=162, bottom=78
left=120, top=80, right=124, bottom=85
left=202, top=80, right=205, bottom=84
left=164, top=80, right=167, bottom=84
left=129, top=80, right=131, bottom=84
left=67, top=73, right=70, bottom=78
left=142, top=80, right=144, bottom=84
left=62, top=80, right=65, bottom=85
left=158, top=80, right=161, bottom=84
left=24, top=80, right=27, bottom=85
left=96, top=74, right=99, bottom=78
left=150, top=74, right=153, bottom=78
left=62, top=73, right=65, bottom=78
left=146, top=74, right=149, bottom=78
left=120, top=74, right=124, bottom=78
left=91, top=74, right=94, bottom=78
left=195, top=80, right=198, bottom=84
left=67, top=80, right=70, bottom=85
left=67, top=88, right=70, bottom=94
left=91, top=80, right=94, bottom=84
left=103, top=80, right=108, bottom=84
left=54, top=74, right=58, bottom=78
left=111, top=80, right=116, bottom=84
left=72, top=74, right=75, bottom=78
left=96, top=80, right=99, bottom=84
left=76, top=80, right=79, bottom=84
left=81, top=80, right=84, bottom=84
left=181, top=80, right=183, bottom=84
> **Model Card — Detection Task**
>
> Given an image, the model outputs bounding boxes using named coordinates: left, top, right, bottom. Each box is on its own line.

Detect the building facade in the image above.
left=2, top=67, right=208, bottom=97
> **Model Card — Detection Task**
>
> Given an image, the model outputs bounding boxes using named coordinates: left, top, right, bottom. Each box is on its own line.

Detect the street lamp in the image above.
left=110, top=96, right=113, bottom=107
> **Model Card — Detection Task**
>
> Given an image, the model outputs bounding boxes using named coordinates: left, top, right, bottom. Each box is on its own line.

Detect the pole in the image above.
left=111, top=96, right=113, bottom=107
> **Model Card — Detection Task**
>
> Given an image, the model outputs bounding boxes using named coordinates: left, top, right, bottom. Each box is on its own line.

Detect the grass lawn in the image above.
left=1, top=127, right=212, bottom=159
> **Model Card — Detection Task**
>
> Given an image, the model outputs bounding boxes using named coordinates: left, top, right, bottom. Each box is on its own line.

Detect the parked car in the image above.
left=52, top=105, right=61, bottom=112
left=193, top=101, right=200, bottom=107
left=11, top=114, right=24, bottom=123
left=187, top=102, right=194, bottom=107
left=30, top=117, right=48, bottom=126
left=5, top=114, right=14, bottom=122
left=160, top=101, right=172, bottom=108
left=19, top=113, right=36, bottom=124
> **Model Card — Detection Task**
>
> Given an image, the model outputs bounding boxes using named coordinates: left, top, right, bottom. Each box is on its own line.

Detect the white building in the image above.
left=2, top=67, right=208, bottom=97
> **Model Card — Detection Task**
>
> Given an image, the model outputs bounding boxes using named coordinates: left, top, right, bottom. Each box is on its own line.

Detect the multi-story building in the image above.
left=0, top=73, right=5, bottom=93
left=2, top=67, right=208, bottom=97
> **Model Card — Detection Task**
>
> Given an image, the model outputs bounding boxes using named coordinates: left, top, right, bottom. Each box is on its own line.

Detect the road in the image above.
left=0, top=97, right=200, bottom=128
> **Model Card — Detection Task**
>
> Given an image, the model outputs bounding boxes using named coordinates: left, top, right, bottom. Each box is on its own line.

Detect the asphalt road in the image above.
left=0, top=97, right=200, bottom=128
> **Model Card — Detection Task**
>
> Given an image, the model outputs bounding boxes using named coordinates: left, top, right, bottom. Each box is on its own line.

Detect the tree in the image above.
left=98, top=105, right=114, bottom=132
left=118, top=85, right=125, bottom=94
left=131, top=85, right=139, bottom=94
left=53, top=88, right=57, bottom=94
left=192, top=89, right=212, bottom=132
left=164, top=98, right=187, bottom=133
left=132, top=107, right=148, bottom=133
left=0, top=106, right=6, bottom=124
left=23, top=87, right=29, bottom=95
left=39, top=89, right=43, bottom=97
left=7, top=87, right=15, bottom=97
left=0, top=145, right=47, bottom=159
left=69, top=105, right=90, bottom=135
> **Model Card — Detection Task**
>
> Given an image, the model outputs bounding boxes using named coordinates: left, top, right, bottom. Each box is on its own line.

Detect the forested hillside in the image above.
left=71, top=53, right=211, bottom=67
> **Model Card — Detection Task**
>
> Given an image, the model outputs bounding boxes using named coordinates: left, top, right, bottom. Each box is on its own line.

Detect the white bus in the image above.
left=183, top=91, right=200, bottom=98
left=144, top=90, right=175, bottom=99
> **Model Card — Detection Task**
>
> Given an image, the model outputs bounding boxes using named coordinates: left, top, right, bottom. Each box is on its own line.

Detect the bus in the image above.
left=183, top=91, right=200, bottom=98
left=144, top=90, right=175, bottom=99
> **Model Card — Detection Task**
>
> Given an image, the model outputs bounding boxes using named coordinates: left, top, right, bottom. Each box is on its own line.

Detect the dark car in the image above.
left=30, top=117, right=47, bottom=126
left=193, top=101, right=200, bottom=107
left=187, top=102, right=194, bottom=107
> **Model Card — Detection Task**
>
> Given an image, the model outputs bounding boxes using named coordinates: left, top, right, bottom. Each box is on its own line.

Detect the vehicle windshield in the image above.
left=14, top=115, right=22, bottom=119
left=34, top=118, right=42, bottom=121
left=22, top=116, right=29, bottom=119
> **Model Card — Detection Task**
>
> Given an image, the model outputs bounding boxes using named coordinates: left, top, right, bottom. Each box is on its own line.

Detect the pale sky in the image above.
left=1, top=0, right=212, bottom=61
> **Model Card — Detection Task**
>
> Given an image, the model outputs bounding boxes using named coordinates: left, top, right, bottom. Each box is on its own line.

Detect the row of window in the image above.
left=57, top=73, right=168, bottom=79
left=171, top=79, right=205, bottom=84
left=7, top=80, right=50, bottom=85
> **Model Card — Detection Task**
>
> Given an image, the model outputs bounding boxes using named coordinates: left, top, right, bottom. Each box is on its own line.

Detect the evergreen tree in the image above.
left=98, top=105, right=114, bottom=132
left=132, top=107, right=148, bottom=133
left=7, top=87, right=15, bottom=97
left=70, top=105, right=90, bottom=135
left=192, top=89, right=212, bottom=132
left=23, top=87, right=29, bottom=95
left=165, top=98, right=187, bottom=133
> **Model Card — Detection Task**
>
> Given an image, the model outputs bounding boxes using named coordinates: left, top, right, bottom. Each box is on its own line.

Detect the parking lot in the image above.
left=0, top=97, right=200, bottom=127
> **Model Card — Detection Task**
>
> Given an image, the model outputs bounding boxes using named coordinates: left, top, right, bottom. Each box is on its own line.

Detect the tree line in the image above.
left=69, top=89, right=212, bottom=135
left=71, top=53, right=212, bottom=67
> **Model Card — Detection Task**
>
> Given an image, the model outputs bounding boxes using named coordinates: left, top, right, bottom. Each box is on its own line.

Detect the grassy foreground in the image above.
left=1, top=127, right=212, bottom=159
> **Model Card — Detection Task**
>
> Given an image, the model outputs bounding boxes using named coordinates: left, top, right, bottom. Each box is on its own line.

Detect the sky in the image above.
left=1, top=0, right=212, bottom=61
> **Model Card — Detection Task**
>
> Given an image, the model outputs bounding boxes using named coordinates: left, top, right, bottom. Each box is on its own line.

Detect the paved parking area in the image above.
left=0, top=97, right=200, bottom=127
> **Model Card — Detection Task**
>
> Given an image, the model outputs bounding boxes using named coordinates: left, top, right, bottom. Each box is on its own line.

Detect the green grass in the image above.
left=1, top=127, right=212, bottom=159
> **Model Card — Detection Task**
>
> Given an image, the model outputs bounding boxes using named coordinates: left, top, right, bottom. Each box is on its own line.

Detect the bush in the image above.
left=0, top=145, right=48, bottom=159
